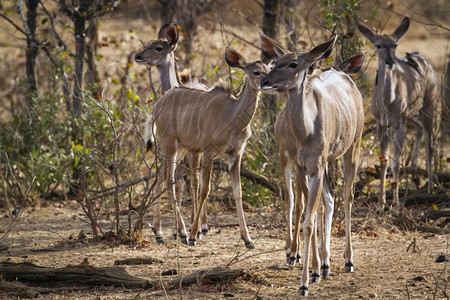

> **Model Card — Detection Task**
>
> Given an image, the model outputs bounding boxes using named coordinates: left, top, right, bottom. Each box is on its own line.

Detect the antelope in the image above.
left=152, top=47, right=270, bottom=248
left=259, top=33, right=364, bottom=296
left=357, top=17, right=437, bottom=214
left=271, top=48, right=366, bottom=267
left=134, top=23, right=208, bottom=243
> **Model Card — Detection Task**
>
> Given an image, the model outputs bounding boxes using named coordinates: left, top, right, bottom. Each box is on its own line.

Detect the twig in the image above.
left=210, top=27, right=260, bottom=50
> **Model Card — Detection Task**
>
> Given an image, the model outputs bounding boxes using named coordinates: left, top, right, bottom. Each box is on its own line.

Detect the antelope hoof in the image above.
left=311, top=273, right=321, bottom=284
left=188, top=239, right=196, bottom=246
left=202, top=228, right=208, bottom=236
left=196, top=232, right=202, bottom=240
left=296, top=253, right=301, bottom=263
left=287, top=255, right=297, bottom=266
left=321, top=264, right=330, bottom=278
left=298, top=286, right=308, bottom=297
left=345, top=262, right=354, bottom=273
left=245, top=242, right=255, bottom=249
left=180, top=235, right=188, bottom=245
left=155, top=237, right=165, bottom=245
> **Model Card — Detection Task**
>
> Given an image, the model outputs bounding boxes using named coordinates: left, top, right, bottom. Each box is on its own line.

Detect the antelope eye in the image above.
left=393, top=44, right=397, bottom=49
left=376, top=45, right=381, bottom=49
left=253, top=71, right=260, bottom=76
left=155, top=46, right=163, bottom=52
left=289, top=62, right=298, bottom=68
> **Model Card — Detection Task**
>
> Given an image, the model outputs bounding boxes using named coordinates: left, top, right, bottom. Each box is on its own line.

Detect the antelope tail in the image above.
left=144, top=114, right=156, bottom=152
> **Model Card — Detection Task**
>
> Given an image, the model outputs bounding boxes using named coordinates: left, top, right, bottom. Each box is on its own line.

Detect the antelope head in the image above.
left=357, top=17, right=410, bottom=70
left=225, top=47, right=271, bottom=90
left=259, top=32, right=337, bottom=91
left=134, top=23, right=179, bottom=66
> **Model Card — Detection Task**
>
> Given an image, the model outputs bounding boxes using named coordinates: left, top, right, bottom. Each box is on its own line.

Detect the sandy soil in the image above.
left=1, top=199, right=448, bottom=299
left=0, top=2, right=449, bottom=299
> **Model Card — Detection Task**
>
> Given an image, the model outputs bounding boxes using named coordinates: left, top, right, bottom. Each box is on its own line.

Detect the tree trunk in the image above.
left=85, top=18, right=101, bottom=100
left=262, top=0, right=279, bottom=39
left=25, top=0, right=40, bottom=100
left=261, top=0, right=280, bottom=125
left=177, top=0, right=196, bottom=66
left=440, top=54, right=450, bottom=170
left=159, top=0, right=177, bottom=24
left=70, top=12, right=87, bottom=194
left=281, top=0, right=299, bottom=51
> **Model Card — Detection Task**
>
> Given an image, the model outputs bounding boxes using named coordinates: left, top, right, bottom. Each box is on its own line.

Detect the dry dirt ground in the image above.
left=0, top=2, right=449, bottom=300
left=1, top=199, right=448, bottom=299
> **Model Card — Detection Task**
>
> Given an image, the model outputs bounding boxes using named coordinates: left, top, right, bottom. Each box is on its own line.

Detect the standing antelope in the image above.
left=134, top=23, right=207, bottom=243
left=259, top=33, right=364, bottom=296
left=357, top=17, right=437, bottom=214
left=152, top=47, right=270, bottom=248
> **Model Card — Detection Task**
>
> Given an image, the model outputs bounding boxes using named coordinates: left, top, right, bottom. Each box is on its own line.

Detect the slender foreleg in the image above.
left=188, top=156, right=213, bottom=245
left=280, top=150, right=295, bottom=260
left=299, top=169, right=324, bottom=297
left=377, top=123, right=391, bottom=214
left=167, top=151, right=188, bottom=244
left=187, top=152, right=203, bottom=239
left=152, top=166, right=165, bottom=244
left=342, top=139, right=361, bottom=272
left=288, top=166, right=307, bottom=265
left=228, top=154, right=254, bottom=249
left=391, top=120, right=405, bottom=214
left=421, top=111, right=434, bottom=194
left=320, top=169, right=334, bottom=278
left=311, top=213, right=321, bottom=284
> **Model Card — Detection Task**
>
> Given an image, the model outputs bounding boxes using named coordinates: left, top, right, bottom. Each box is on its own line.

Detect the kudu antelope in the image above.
left=357, top=17, right=437, bottom=214
left=272, top=49, right=365, bottom=267
left=134, top=23, right=208, bottom=243
left=153, top=47, right=270, bottom=248
left=259, top=33, right=364, bottom=296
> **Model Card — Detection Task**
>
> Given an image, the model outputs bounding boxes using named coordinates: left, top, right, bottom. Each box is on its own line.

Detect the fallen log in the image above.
left=213, top=161, right=281, bottom=195
left=404, top=193, right=449, bottom=207
left=0, top=261, right=152, bottom=289
left=166, top=267, right=245, bottom=290
left=393, top=217, right=446, bottom=235
left=114, top=257, right=163, bottom=265
left=0, top=281, right=39, bottom=299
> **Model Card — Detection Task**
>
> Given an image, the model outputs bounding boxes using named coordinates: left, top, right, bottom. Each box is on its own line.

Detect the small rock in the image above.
left=369, top=292, right=378, bottom=298
left=436, top=254, right=449, bottom=263
left=413, top=276, right=425, bottom=281
left=223, top=293, right=234, bottom=298
left=161, top=269, right=178, bottom=276
left=268, top=265, right=289, bottom=271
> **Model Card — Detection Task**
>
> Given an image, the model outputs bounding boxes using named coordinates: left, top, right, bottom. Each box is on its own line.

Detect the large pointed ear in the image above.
left=157, top=24, right=170, bottom=39
left=338, top=52, right=365, bottom=74
left=225, top=47, right=247, bottom=69
left=391, top=17, right=409, bottom=41
left=357, top=20, right=377, bottom=43
left=259, top=32, right=288, bottom=60
left=306, top=35, right=337, bottom=62
left=318, top=45, right=333, bottom=61
left=165, top=23, right=179, bottom=48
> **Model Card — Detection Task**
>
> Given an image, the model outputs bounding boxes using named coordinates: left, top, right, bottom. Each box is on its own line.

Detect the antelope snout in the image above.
left=134, top=53, right=143, bottom=62
left=385, top=60, right=394, bottom=69
left=260, top=78, right=270, bottom=89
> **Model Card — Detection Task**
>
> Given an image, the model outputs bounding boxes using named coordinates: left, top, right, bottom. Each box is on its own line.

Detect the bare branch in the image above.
left=0, top=13, right=27, bottom=36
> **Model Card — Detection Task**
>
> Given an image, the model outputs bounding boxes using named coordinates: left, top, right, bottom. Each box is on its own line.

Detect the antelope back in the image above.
left=153, top=48, right=269, bottom=154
